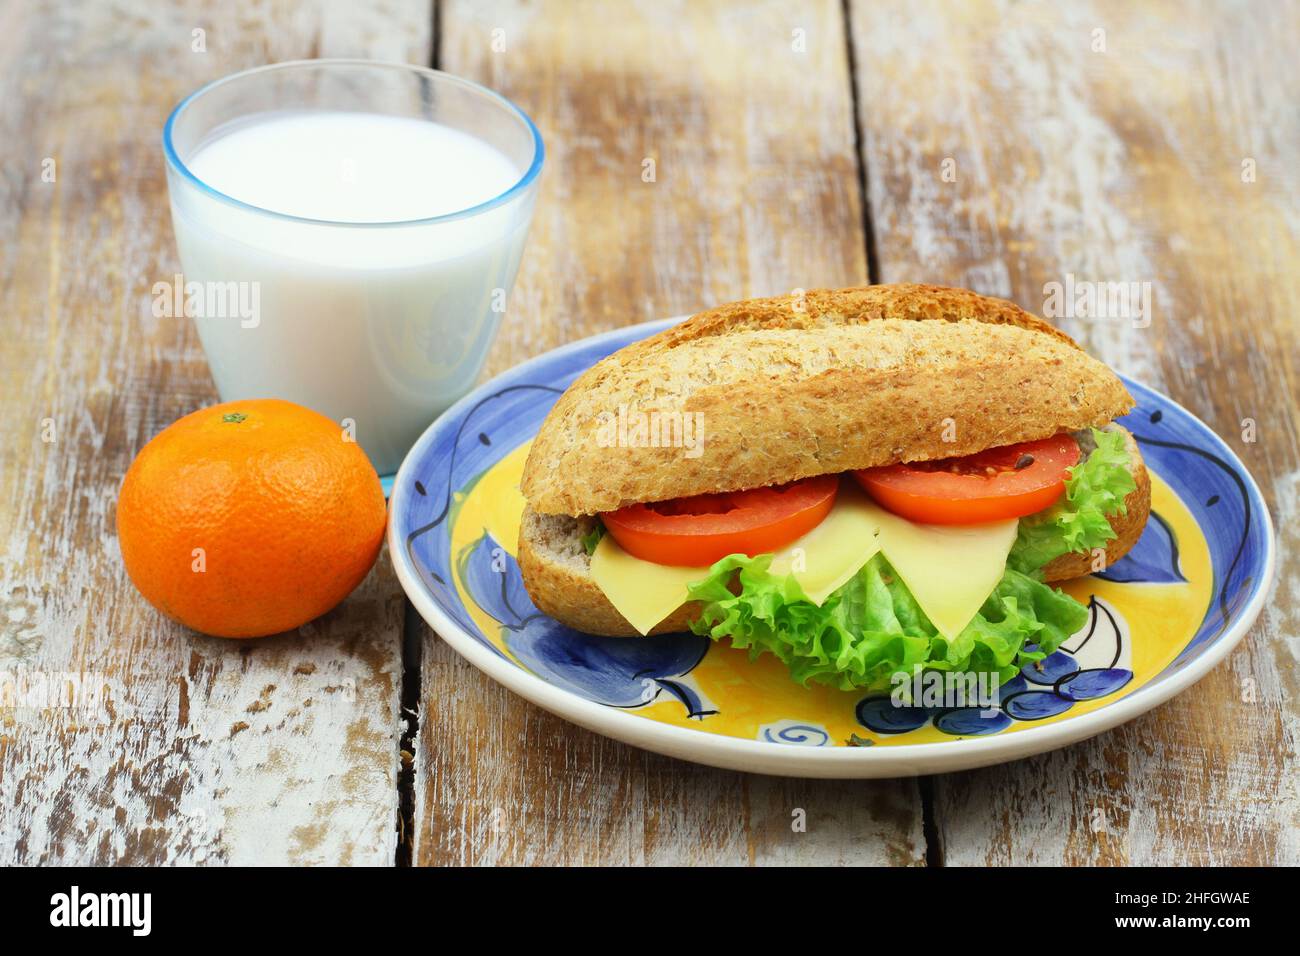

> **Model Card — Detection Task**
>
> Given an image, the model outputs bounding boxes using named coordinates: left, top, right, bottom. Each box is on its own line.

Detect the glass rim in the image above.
left=162, top=59, right=545, bottom=229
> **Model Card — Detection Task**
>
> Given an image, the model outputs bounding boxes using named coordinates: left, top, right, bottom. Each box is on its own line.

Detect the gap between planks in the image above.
left=392, top=0, right=446, bottom=870
left=840, top=0, right=881, bottom=287
left=841, top=0, right=942, bottom=868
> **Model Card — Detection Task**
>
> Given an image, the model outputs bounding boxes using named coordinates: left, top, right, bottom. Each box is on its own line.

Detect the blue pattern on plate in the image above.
left=1095, top=511, right=1186, bottom=584
left=1119, top=403, right=1265, bottom=671
left=933, top=708, right=1015, bottom=736
left=760, top=721, right=833, bottom=746
left=1002, top=691, right=1077, bottom=721
left=852, top=597, right=1140, bottom=736
left=454, top=529, right=715, bottom=717
left=392, top=319, right=1272, bottom=745
left=1022, top=651, right=1080, bottom=685
left=1057, top=668, right=1133, bottom=701
left=855, top=697, right=932, bottom=735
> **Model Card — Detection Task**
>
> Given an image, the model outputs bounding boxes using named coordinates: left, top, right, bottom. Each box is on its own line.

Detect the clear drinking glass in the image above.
left=162, top=60, right=544, bottom=477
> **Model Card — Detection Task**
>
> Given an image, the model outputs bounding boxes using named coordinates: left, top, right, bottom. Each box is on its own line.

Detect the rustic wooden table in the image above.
left=2, top=0, right=1296, bottom=866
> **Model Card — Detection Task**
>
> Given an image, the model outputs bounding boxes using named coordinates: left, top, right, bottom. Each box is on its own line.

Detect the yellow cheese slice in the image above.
left=863, top=500, right=1018, bottom=640
left=589, top=535, right=704, bottom=636
left=766, top=484, right=882, bottom=605
left=589, top=485, right=885, bottom=634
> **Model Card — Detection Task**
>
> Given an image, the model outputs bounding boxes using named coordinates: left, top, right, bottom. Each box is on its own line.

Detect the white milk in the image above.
left=169, top=110, right=536, bottom=474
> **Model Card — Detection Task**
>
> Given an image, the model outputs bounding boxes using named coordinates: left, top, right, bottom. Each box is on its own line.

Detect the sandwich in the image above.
left=517, top=284, right=1149, bottom=692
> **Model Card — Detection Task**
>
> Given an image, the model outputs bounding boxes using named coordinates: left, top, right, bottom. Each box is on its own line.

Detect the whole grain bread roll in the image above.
left=521, top=284, right=1134, bottom=516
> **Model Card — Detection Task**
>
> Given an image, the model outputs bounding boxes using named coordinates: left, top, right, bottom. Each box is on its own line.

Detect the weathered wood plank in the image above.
left=850, top=0, right=1300, bottom=865
left=416, top=0, right=927, bottom=865
left=0, top=0, right=431, bottom=865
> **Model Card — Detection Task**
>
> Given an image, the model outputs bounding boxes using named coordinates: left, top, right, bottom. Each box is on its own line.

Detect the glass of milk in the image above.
left=162, top=60, right=543, bottom=477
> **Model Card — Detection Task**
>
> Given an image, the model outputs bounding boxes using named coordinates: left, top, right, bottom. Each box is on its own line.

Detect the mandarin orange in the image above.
left=116, top=399, right=386, bottom=638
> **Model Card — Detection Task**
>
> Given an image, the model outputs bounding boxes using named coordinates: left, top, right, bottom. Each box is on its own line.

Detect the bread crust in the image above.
left=630, top=283, right=1081, bottom=351
left=523, top=284, right=1133, bottom=516
left=517, top=426, right=1152, bottom=636
left=516, top=509, right=703, bottom=637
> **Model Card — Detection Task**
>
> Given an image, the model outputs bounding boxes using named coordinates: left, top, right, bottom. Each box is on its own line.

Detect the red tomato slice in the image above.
left=601, top=475, right=840, bottom=567
left=853, top=434, right=1081, bottom=525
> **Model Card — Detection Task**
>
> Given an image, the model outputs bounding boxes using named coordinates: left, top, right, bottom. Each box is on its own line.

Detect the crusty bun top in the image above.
left=522, top=284, right=1134, bottom=516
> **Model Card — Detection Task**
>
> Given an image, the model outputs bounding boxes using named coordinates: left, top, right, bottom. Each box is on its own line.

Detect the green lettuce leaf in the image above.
left=687, top=552, right=1089, bottom=692
left=1008, top=427, right=1136, bottom=574
left=580, top=521, right=605, bottom=556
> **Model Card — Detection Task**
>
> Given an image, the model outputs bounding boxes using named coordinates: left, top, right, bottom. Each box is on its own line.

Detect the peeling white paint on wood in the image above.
left=851, top=0, right=1300, bottom=865
left=3, top=0, right=1292, bottom=867
left=0, top=0, right=429, bottom=866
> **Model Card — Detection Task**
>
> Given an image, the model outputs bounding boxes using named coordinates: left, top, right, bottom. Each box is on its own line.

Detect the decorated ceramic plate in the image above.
left=389, top=318, right=1275, bottom=777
